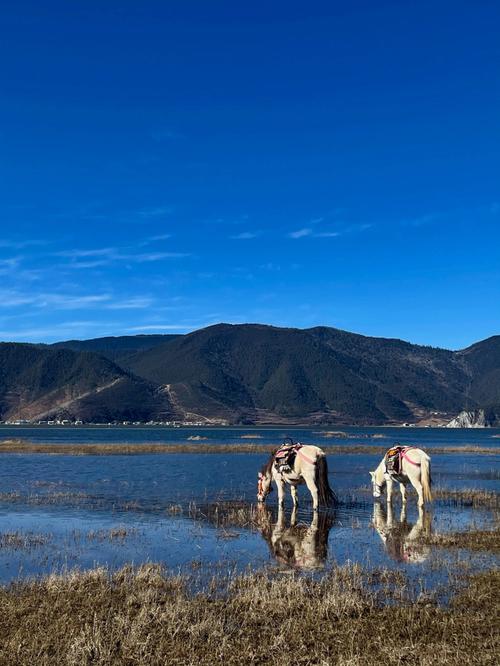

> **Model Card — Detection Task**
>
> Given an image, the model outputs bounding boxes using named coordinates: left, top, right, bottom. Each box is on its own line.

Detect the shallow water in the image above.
left=2, top=424, right=500, bottom=447
left=0, top=427, right=498, bottom=591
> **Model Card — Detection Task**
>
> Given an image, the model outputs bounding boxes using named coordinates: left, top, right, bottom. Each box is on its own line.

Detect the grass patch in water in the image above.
left=188, top=500, right=264, bottom=529
left=0, top=531, right=51, bottom=550
left=0, top=490, right=95, bottom=507
left=433, top=488, right=500, bottom=508
left=85, top=527, right=136, bottom=542
left=0, top=563, right=497, bottom=665
left=1, top=438, right=498, bottom=455
left=424, top=529, right=500, bottom=554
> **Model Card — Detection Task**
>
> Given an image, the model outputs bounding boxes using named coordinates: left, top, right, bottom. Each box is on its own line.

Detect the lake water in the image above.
left=0, top=426, right=498, bottom=594
left=2, top=424, right=500, bottom=447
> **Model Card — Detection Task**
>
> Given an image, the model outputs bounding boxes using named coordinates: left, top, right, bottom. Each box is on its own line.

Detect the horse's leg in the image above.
left=415, top=482, right=424, bottom=508
left=291, top=485, right=299, bottom=508
left=386, top=476, right=394, bottom=503
left=304, top=473, right=319, bottom=510
left=400, top=482, right=407, bottom=505
left=386, top=501, right=394, bottom=527
left=276, top=478, right=286, bottom=506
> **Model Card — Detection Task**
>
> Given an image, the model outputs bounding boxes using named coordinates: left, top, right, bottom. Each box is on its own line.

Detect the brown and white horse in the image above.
left=257, top=444, right=337, bottom=510
left=370, top=447, right=432, bottom=508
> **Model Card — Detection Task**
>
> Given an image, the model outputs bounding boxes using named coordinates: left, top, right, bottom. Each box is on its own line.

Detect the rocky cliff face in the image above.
left=446, top=408, right=499, bottom=428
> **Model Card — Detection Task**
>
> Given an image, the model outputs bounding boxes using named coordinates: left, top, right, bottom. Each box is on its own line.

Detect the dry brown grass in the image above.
left=0, top=438, right=498, bottom=456
left=84, top=527, right=136, bottom=542
left=0, top=564, right=498, bottom=665
left=188, top=500, right=264, bottom=528
left=0, top=531, right=51, bottom=550
left=433, top=488, right=500, bottom=508
left=0, top=490, right=96, bottom=507
left=424, top=529, right=500, bottom=553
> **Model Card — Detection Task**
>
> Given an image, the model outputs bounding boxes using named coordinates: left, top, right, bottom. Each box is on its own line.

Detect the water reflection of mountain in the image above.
left=257, top=506, right=335, bottom=570
left=371, top=503, right=432, bottom=563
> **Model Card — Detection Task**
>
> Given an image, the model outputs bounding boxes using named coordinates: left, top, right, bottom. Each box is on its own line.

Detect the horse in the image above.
left=257, top=442, right=337, bottom=510
left=257, top=505, right=333, bottom=570
left=369, top=446, right=432, bottom=507
left=371, top=502, right=432, bottom=563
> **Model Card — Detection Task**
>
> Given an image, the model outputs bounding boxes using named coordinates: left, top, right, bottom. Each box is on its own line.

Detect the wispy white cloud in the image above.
left=0, top=320, right=118, bottom=343
left=0, top=288, right=163, bottom=315
left=37, top=294, right=112, bottom=309
left=57, top=246, right=190, bottom=268
left=64, top=259, right=111, bottom=269
left=230, top=231, right=260, bottom=240
left=401, top=214, right=439, bottom=228
left=132, top=252, right=189, bottom=262
left=0, top=256, right=23, bottom=271
left=0, top=257, right=49, bottom=282
left=0, top=239, right=49, bottom=249
left=287, top=218, right=373, bottom=239
left=57, top=248, right=117, bottom=259
left=288, top=228, right=313, bottom=239
left=127, top=324, right=191, bottom=331
left=0, top=291, right=34, bottom=307
left=137, top=206, right=173, bottom=219
left=127, top=317, right=243, bottom=333
left=106, top=297, right=154, bottom=310
left=0, top=290, right=111, bottom=310
left=288, top=227, right=341, bottom=239
left=147, top=233, right=172, bottom=241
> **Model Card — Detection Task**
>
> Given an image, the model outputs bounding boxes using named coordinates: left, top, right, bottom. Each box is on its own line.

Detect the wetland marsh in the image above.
left=0, top=427, right=497, bottom=586
left=0, top=426, right=498, bottom=664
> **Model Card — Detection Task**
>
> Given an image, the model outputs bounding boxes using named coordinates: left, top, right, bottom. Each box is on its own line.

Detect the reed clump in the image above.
left=0, top=531, right=51, bottom=550
left=85, top=527, right=135, bottom=542
left=432, top=487, right=500, bottom=508
left=188, top=500, right=266, bottom=529
left=0, top=564, right=497, bottom=665
left=424, top=529, right=500, bottom=553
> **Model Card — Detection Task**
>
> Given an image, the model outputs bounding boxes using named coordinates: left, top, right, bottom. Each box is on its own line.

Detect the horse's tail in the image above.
left=315, top=454, right=337, bottom=507
left=420, top=454, right=432, bottom=504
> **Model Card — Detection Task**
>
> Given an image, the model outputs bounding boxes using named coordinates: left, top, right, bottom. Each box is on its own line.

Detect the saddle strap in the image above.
left=296, top=446, right=315, bottom=465
left=400, top=447, right=420, bottom=467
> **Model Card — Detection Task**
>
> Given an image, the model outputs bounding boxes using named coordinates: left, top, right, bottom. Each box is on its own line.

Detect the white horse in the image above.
left=370, top=446, right=432, bottom=507
left=371, top=503, right=432, bottom=563
left=258, top=505, right=333, bottom=570
left=257, top=444, right=336, bottom=510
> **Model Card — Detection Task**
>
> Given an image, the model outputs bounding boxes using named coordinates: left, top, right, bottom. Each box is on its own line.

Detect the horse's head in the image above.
left=369, top=471, right=385, bottom=499
left=257, top=470, right=273, bottom=503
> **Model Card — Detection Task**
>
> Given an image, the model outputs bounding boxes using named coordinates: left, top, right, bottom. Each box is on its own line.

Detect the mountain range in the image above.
left=1, top=324, right=499, bottom=425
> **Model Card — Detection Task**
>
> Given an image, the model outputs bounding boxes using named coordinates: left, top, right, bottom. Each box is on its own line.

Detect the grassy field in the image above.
left=0, top=562, right=498, bottom=666
left=0, top=438, right=498, bottom=456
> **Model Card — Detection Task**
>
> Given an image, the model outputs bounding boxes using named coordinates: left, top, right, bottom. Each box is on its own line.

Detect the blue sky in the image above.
left=1, top=1, right=499, bottom=349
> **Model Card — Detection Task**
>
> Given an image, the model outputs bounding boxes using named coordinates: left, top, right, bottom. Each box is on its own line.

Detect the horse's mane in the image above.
left=260, top=448, right=279, bottom=476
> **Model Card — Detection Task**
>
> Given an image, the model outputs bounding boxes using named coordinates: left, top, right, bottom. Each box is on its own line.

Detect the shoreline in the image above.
left=0, top=439, right=498, bottom=456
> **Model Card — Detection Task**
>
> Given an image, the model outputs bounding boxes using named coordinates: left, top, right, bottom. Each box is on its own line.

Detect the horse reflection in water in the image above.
left=257, top=506, right=334, bottom=570
left=371, top=503, right=432, bottom=563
